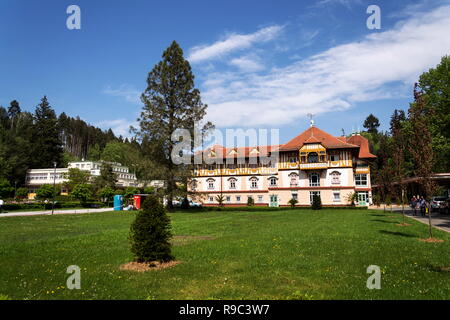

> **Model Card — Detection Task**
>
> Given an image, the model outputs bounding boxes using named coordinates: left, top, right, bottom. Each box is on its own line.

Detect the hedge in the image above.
left=2, top=201, right=106, bottom=211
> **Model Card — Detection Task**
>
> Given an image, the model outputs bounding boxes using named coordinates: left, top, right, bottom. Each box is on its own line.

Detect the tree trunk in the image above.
left=428, top=203, right=433, bottom=239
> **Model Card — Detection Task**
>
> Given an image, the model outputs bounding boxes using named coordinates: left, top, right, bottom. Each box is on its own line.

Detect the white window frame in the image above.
left=355, top=174, right=368, bottom=186
left=207, top=179, right=215, bottom=190
left=269, top=177, right=277, bottom=187
left=250, top=177, right=258, bottom=189
left=289, top=173, right=299, bottom=187
left=309, top=173, right=320, bottom=187
left=330, top=171, right=341, bottom=185
left=309, top=191, right=321, bottom=204
left=333, top=191, right=341, bottom=202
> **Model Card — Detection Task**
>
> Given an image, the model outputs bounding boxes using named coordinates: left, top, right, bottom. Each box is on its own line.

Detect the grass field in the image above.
left=0, top=209, right=449, bottom=300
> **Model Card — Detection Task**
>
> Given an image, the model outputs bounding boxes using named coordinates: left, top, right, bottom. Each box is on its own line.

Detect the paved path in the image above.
left=369, top=206, right=450, bottom=233
left=0, top=207, right=114, bottom=218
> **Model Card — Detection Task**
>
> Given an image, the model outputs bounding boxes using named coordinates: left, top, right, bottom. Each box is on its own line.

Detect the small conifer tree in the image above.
left=288, top=198, right=298, bottom=208
left=180, top=197, right=190, bottom=209
left=129, top=195, right=174, bottom=263
left=311, top=194, right=322, bottom=210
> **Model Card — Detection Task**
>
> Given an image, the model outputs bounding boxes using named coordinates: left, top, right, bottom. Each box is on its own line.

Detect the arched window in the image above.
left=250, top=177, right=258, bottom=189
left=330, top=171, right=341, bottom=185
left=289, top=173, right=299, bottom=187
left=269, top=177, right=278, bottom=187
left=207, top=178, right=215, bottom=190
left=190, top=180, right=198, bottom=191
left=308, top=152, right=319, bottom=163
left=229, top=178, right=237, bottom=189
left=309, top=173, right=320, bottom=187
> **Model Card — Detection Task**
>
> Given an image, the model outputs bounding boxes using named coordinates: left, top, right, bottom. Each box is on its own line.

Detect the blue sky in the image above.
left=1, top=0, right=449, bottom=145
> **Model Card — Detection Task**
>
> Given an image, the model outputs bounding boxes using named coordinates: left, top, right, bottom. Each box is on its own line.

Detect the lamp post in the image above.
left=51, top=162, right=57, bottom=215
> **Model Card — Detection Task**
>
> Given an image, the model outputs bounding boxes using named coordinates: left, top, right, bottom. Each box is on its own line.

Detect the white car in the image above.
left=189, top=200, right=202, bottom=207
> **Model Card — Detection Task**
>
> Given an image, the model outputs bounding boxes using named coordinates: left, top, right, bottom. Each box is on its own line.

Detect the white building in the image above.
left=26, top=160, right=139, bottom=198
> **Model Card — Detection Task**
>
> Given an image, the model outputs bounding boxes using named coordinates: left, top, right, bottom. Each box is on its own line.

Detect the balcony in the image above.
left=299, top=162, right=328, bottom=170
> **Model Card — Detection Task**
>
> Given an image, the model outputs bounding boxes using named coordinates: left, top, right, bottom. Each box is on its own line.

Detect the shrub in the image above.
left=144, top=187, right=155, bottom=194
left=311, top=195, right=322, bottom=210
left=215, top=194, right=225, bottom=207
left=71, top=184, right=92, bottom=205
left=98, top=186, right=114, bottom=203
left=35, top=184, right=55, bottom=200
left=129, top=195, right=174, bottom=263
left=288, top=198, right=298, bottom=208
left=124, top=187, right=139, bottom=200
left=180, top=197, right=190, bottom=209
left=15, top=187, right=29, bottom=200
left=346, top=192, right=357, bottom=207
left=0, top=179, right=14, bottom=198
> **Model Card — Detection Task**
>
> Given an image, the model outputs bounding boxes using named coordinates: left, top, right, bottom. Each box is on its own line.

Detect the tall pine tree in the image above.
left=134, top=41, right=213, bottom=209
left=33, top=96, right=63, bottom=168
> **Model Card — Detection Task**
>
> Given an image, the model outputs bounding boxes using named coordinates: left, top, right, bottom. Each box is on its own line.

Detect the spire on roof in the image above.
left=307, top=113, right=315, bottom=128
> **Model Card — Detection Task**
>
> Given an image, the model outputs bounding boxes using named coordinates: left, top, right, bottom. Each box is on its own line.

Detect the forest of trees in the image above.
left=360, top=55, right=450, bottom=204
left=0, top=96, right=149, bottom=195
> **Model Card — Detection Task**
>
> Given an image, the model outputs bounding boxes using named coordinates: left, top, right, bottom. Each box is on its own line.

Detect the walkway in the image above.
left=0, top=207, right=114, bottom=218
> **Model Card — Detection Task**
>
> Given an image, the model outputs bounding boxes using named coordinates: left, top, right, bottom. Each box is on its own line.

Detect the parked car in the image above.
left=189, top=200, right=202, bottom=207
left=431, top=196, right=448, bottom=212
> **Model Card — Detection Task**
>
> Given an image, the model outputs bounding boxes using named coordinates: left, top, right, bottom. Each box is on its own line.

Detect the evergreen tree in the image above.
left=311, top=194, right=322, bottom=210
left=129, top=195, right=174, bottom=263
left=363, top=114, right=380, bottom=134
left=93, top=163, right=117, bottom=191
left=7, top=100, right=21, bottom=131
left=33, top=96, right=63, bottom=168
left=134, top=41, right=213, bottom=210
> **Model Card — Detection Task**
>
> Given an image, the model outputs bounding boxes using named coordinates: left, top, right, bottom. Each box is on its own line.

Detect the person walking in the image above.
left=411, top=196, right=417, bottom=216
left=420, top=197, right=426, bottom=216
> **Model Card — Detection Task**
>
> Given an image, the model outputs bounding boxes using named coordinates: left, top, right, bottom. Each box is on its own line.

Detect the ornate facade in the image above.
left=189, top=126, right=376, bottom=207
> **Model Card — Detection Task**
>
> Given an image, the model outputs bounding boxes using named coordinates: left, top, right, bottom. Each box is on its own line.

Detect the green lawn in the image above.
left=0, top=209, right=449, bottom=300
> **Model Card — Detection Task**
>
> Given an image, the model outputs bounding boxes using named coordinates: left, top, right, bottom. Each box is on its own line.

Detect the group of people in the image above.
left=410, top=196, right=428, bottom=216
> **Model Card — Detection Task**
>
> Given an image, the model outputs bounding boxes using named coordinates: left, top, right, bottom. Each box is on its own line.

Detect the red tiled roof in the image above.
left=280, top=126, right=359, bottom=151
left=346, top=135, right=377, bottom=159
left=196, top=127, right=376, bottom=160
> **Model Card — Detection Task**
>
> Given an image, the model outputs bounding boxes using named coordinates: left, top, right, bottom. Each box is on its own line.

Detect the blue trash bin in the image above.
left=113, top=195, right=123, bottom=211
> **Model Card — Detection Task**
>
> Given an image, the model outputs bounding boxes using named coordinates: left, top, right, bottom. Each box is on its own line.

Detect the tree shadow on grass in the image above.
left=369, top=214, right=386, bottom=217
left=426, top=264, right=450, bottom=273
left=379, top=230, right=415, bottom=238
left=371, top=219, right=397, bottom=224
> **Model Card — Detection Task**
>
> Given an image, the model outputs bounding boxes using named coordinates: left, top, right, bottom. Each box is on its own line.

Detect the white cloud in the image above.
left=96, top=118, right=137, bottom=138
left=199, top=4, right=450, bottom=127
left=229, top=55, right=265, bottom=72
left=103, top=84, right=141, bottom=104
left=188, top=25, right=283, bottom=63
left=314, top=0, right=363, bottom=9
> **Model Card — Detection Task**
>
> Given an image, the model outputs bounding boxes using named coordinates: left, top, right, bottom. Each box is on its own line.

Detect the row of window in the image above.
left=200, top=173, right=367, bottom=190
left=200, top=154, right=346, bottom=169
left=117, top=174, right=135, bottom=180
left=73, top=163, right=129, bottom=173
left=207, top=191, right=342, bottom=204
left=27, top=173, right=66, bottom=180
